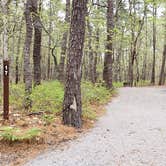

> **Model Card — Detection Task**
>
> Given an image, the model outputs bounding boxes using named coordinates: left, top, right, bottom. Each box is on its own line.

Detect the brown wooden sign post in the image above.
left=3, top=60, right=9, bottom=120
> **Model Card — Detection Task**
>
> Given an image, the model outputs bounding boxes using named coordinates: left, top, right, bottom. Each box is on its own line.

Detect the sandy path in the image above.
left=25, top=87, right=166, bottom=166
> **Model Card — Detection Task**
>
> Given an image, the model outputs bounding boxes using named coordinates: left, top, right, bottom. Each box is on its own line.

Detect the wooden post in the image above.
left=3, top=60, right=9, bottom=120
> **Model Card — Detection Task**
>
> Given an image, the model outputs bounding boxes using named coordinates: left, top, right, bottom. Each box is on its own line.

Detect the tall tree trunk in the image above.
left=83, top=50, right=89, bottom=80
left=47, top=0, right=52, bottom=80
left=62, top=0, right=88, bottom=128
left=116, top=29, right=124, bottom=82
left=103, top=0, right=114, bottom=89
left=92, top=0, right=100, bottom=83
left=0, top=0, right=9, bottom=88
left=15, top=18, right=23, bottom=84
left=1, top=1, right=8, bottom=60
left=23, top=0, right=33, bottom=109
left=93, top=28, right=99, bottom=83
left=33, top=0, right=42, bottom=87
left=159, top=45, right=166, bottom=85
left=128, top=0, right=136, bottom=87
left=135, top=53, right=140, bottom=86
left=151, top=2, right=157, bottom=85
left=128, top=0, right=146, bottom=86
left=142, top=14, right=148, bottom=81
left=159, top=11, right=166, bottom=85
left=58, top=0, right=70, bottom=82
left=87, top=18, right=94, bottom=83
left=51, top=44, right=58, bottom=79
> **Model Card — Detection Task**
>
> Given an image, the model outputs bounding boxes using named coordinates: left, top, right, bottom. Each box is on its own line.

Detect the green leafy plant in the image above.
left=82, top=82, right=114, bottom=120
left=113, top=82, right=123, bottom=88
left=82, top=105, right=97, bottom=120
left=9, top=84, right=25, bottom=109
left=30, top=81, right=64, bottom=113
left=0, top=127, right=41, bottom=143
left=0, top=80, right=114, bottom=121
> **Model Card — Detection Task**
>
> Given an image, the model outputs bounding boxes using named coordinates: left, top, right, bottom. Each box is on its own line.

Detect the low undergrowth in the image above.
left=82, top=82, right=114, bottom=119
left=0, top=81, right=115, bottom=165
left=1, top=81, right=114, bottom=120
left=0, top=81, right=115, bottom=143
left=0, top=126, right=41, bottom=143
left=136, top=80, right=151, bottom=87
left=113, top=82, right=124, bottom=88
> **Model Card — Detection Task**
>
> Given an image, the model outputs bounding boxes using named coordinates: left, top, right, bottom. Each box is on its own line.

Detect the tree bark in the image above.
left=93, top=28, right=99, bottom=83
left=23, top=0, right=33, bottom=109
left=103, top=0, right=114, bottom=89
left=47, top=0, right=52, bottom=80
left=159, top=45, right=166, bottom=85
left=159, top=15, right=166, bottom=85
left=87, top=18, right=94, bottom=83
left=1, top=1, right=9, bottom=60
left=142, top=14, right=148, bottom=81
left=15, top=17, right=23, bottom=84
left=151, top=2, right=157, bottom=85
left=62, top=0, right=88, bottom=128
left=58, top=0, right=70, bottom=82
left=32, top=0, right=42, bottom=87
left=51, top=44, right=58, bottom=79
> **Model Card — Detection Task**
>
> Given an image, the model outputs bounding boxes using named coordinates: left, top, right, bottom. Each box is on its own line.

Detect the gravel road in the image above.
left=25, top=87, right=166, bottom=166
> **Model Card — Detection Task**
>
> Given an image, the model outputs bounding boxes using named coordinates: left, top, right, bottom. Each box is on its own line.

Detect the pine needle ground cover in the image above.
left=0, top=81, right=116, bottom=166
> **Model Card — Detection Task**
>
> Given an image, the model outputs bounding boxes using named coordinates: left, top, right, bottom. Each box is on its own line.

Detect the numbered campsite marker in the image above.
left=3, top=60, right=9, bottom=120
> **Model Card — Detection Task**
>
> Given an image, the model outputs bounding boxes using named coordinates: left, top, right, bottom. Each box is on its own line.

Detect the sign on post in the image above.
left=3, top=60, right=9, bottom=120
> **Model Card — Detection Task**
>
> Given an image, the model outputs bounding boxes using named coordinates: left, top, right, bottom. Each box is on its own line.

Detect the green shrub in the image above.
left=113, top=82, right=123, bottom=88
left=82, top=82, right=113, bottom=120
left=82, top=82, right=112, bottom=104
left=9, top=84, right=25, bottom=109
left=0, top=80, right=113, bottom=121
left=30, top=81, right=64, bottom=113
left=0, top=127, right=41, bottom=142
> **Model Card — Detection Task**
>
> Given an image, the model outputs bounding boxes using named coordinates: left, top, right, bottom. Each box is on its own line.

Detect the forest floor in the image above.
left=0, top=81, right=115, bottom=166
left=0, top=104, right=106, bottom=166
left=25, top=87, right=166, bottom=166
